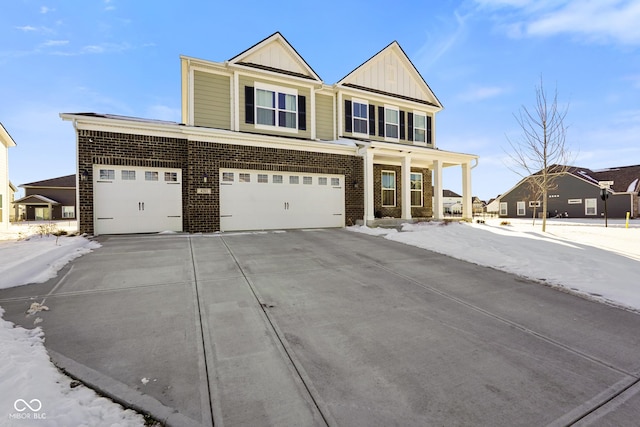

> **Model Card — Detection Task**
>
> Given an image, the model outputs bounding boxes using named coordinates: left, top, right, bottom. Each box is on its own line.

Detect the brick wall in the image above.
left=77, top=129, right=363, bottom=234
left=373, top=164, right=432, bottom=218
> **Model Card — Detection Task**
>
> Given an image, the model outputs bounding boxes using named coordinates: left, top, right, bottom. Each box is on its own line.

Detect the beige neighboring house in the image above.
left=0, top=123, right=17, bottom=230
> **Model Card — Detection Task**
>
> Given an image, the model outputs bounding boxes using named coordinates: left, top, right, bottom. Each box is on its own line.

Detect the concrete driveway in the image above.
left=1, top=229, right=640, bottom=426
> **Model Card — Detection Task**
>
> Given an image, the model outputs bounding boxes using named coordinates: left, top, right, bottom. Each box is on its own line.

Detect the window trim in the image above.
left=384, top=105, right=400, bottom=142
left=585, top=198, right=597, bottom=215
left=254, top=82, right=298, bottom=133
left=499, top=202, right=508, bottom=216
left=381, top=170, right=396, bottom=207
left=528, top=201, right=541, bottom=208
left=62, top=205, right=75, bottom=218
left=410, top=172, right=423, bottom=207
left=413, top=111, right=427, bottom=145
left=352, top=98, right=369, bottom=136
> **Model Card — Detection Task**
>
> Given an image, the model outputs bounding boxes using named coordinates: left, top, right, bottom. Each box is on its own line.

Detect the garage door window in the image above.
left=319, top=177, right=327, bottom=185
left=289, top=176, right=299, bottom=184
left=121, top=170, right=136, bottom=180
left=258, top=174, right=268, bottom=183
left=145, top=171, right=159, bottom=181
left=100, top=169, right=115, bottom=180
left=222, top=172, right=234, bottom=182
left=273, top=175, right=283, bottom=184
left=239, top=173, right=250, bottom=183
left=164, top=172, right=177, bottom=182
left=331, top=178, right=340, bottom=186
left=303, top=176, right=312, bottom=185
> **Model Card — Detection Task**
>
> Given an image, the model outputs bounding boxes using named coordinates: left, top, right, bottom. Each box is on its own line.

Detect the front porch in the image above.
left=359, top=141, right=478, bottom=225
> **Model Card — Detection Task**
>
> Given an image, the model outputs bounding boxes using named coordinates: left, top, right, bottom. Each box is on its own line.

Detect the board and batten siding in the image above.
left=238, top=75, right=311, bottom=139
left=193, top=70, right=231, bottom=130
left=315, top=94, right=334, bottom=140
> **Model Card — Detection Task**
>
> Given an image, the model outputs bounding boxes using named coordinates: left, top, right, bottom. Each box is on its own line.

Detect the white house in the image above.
left=0, top=123, right=17, bottom=230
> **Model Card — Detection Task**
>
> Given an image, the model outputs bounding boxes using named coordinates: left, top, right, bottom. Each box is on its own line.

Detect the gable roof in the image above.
left=21, top=174, right=76, bottom=188
left=336, top=41, right=442, bottom=109
left=0, top=122, right=17, bottom=148
left=229, top=32, right=322, bottom=82
left=13, top=194, right=61, bottom=205
left=536, top=164, right=640, bottom=193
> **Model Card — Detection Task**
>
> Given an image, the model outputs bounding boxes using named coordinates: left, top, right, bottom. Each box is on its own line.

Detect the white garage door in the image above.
left=93, top=165, right=183, bottom=235
left=220, top=169, right=345, bottom=231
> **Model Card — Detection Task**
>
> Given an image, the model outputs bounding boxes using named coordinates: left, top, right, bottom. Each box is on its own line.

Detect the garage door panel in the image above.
left=220, top=169, right=344, bottom=232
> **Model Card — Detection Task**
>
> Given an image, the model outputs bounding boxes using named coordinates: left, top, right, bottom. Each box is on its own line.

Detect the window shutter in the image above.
left=400, top=111, right=406, bottom=140
left=345, top=100, right=352, bottom=133
left=368, top=104, right=376, bottom=136
left=427, top=116, right=432, bottom=144
left=378, top=106, right=385, bottom=137
left=298, top=95, right=306, bottom=130
left=407, top=113, right=413, bottom=141
left=245, top=86, right=254, bottom=124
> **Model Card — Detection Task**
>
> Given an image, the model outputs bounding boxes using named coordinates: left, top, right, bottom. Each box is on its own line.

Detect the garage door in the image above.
left=93, top=165, right=183, bottom=235
left=220, top=169, right=345, bottom=231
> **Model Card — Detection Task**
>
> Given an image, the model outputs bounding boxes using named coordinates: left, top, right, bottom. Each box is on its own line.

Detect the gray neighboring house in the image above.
left=14, top=174, right=76, bottom=221
left=499, top=165, right=640, bottom=219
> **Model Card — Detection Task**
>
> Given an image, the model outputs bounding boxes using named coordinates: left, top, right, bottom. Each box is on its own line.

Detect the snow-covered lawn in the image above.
left=0, top=221, right=146, bottom=426
left=349, top=217, right=640, bottom=312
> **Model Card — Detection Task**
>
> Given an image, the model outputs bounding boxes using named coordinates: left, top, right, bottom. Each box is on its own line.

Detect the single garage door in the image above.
left=93, top=165, right=183, bottom=235
left=220, top=169, right=345, bottom=231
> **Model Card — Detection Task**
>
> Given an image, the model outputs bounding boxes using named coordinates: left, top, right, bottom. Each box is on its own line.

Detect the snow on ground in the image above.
left=349, top=217, right=640, bottom=312
left=0, top=221, right=146, bottom=426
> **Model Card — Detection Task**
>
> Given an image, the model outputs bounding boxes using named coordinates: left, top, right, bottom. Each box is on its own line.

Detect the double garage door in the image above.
left=219, top=169, right=345, bottom=232
left=93, top=165, right=183, bottom=235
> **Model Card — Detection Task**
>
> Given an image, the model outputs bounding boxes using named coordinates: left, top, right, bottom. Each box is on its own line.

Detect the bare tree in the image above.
left=505, top=77, right=572, bottom=232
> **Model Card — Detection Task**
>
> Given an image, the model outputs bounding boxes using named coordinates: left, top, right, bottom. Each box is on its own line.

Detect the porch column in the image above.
left=364, top=149, right=375, bottom=222
left=402, top=155, right=412, bottom=220
left=433, top=160, right=443, bottom=220
left=462, top=162, right=472, bottom=220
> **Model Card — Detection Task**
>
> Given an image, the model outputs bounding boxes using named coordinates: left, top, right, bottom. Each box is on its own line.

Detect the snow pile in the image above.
left=350, top=218, right=640, bottom=311
left=0, top=308, right=144, bottom=426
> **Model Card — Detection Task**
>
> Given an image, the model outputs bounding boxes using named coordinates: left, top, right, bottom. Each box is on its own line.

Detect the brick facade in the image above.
left=373, top=164, right=433, bottom=218
left=77, top=129, right=363, bottom=234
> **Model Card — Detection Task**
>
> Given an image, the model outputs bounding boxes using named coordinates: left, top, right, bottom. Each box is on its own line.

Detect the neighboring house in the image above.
left=472, top=196, right=485, bottom=215
left=8, top=182, right=19, bottom=221
left=499, top=165, right=640, bottom=219
left=486, top=196, right=501, bottom=215
left=0, top=123, right=17, bottom=230
left=61, top=32, right=478, bottom=235
left=14, top=174, right=77, bottom=221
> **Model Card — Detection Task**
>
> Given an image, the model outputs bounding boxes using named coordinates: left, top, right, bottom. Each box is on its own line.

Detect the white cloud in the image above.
left=475, top=0, right=640, bottom=46
left=415, top=10, right=469, bottom=69
left=40, top=6, right=54, bottom=14
left=41, top=40, right=69, bottom=47
left=15, top=25, right=38, bottom=32
left=458, top=85, right=509, bottom=102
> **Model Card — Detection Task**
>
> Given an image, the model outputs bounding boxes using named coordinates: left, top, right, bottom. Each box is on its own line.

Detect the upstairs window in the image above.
left=352, top=100, right=368, bottom=135
left=245, top=83, right=305, bottom=132
left=414, top=113, right=426, bottom=143
left=385, top=107, right=399, bottom=140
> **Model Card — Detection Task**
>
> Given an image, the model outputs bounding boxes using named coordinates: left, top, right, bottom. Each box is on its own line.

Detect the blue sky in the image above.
left=2, top=0, right=639, bottom=200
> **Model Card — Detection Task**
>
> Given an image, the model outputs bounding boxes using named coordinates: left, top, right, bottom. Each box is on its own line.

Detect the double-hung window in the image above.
left=382, top=171, right=396, bottom=207
left=499, top=202, right=508, bottom=216
left=410, top=173, right=423, bottom=207
left=517, top=201, right=526, bottom=216
left=62, top=206, right=75, bottom=218
left=585, top=198, right=597, bottom=215
left=352, top=99, right=368, bottom=135
left=414, top=113, right=427, bottom=143
left=385, top=106, right=399, bottom=140
left=255, top=83, right=297, bottom=130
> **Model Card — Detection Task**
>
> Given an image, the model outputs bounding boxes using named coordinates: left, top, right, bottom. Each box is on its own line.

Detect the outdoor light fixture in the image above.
left=202, top=172, right=209, bottom=183
left=80, top=169, right=89, bottom=181
left=353, top=180, right=359, bottom=189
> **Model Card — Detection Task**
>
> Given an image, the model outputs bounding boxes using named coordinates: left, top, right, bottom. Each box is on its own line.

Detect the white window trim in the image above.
left=413, top=110, right=427, bottom=146
left=528, top=201, right=541, bottom=208
left=517, top=201, right=526, bottom=216
left=384, top=105, right=400, bottom=142
left=585, top=198, right=597, bottom=215
left=568, top=199, right=582, bottom=204
left=254, top=82, right=298, bottom=134
left=410, top=172, right=423, bottom=207
left=62, top=206, right=75, bottom=218
left=382, top=170, right=396, bottom=207
left=352, top=97, right=369, bottom=136
left=499, top=202, right=508, bottom=216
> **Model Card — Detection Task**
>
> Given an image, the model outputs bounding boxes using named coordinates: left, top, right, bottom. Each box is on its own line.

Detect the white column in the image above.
left=462, top=162, right=472, bottom=220
left=365, top=150, right=375, bottom=222
left=433, top=160, right=443, bottom=220
left=402, top=155, right=412, bottom=220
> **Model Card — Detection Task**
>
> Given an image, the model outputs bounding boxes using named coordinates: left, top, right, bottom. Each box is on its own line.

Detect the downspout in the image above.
left=71, top=118, right=81, bottom=233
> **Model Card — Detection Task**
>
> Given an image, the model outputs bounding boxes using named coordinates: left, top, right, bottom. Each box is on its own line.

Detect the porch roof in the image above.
left=13, top=194, right=61, bottom=205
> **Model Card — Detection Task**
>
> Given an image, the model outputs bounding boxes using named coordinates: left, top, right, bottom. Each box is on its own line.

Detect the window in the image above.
left=410, top=173, right=423, bottom=207
left=331, top=177, right=340, bottom=186
left=273, top=175, right=283, bottom=184
left=257, top=174, right=268, bottom=183
left=499, top=202, right=508, bottom=216
left=255, top=84, right=297, bottom=129
left=568, top=199, right=582, bottom=204
left=303, top=176, right=312, bottom=185
left=121, top=170, right=136, bottom=180
left=385, top=107, right=399, bottom=140
left=528, top=201, right=541, bottom=208
left=145, top=171, right=158, bottom=181
left=99, top=169, right=115, bottom=180
left=352, top=100, right=368, bottom=134
left=164, top=172, right=177, bottom=182
left=414, top=113, right=427, bottom=143
left=239, top=173, right=250, bottom=183
left=517, top=201, right=526, bottom=216
left=289, top=176, right=299, bottom=184
left=585, top=198, right=597, bottom=215
left=62, top=206, right=75, bottom=218
left=222, top=172, right=234, bottom=182
left=319, top=177, right=328, bottom=186
left=382, top=171, right=396, bottom=207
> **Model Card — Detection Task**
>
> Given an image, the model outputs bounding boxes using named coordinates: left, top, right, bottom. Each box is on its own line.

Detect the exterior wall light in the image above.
left=203, top=173, right=209, bottom=183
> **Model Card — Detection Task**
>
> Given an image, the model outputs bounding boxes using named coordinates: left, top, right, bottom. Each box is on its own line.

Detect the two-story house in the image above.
left=1, top=123, right=17, bottom=230
left=61, top=32, right=478, bottom=235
